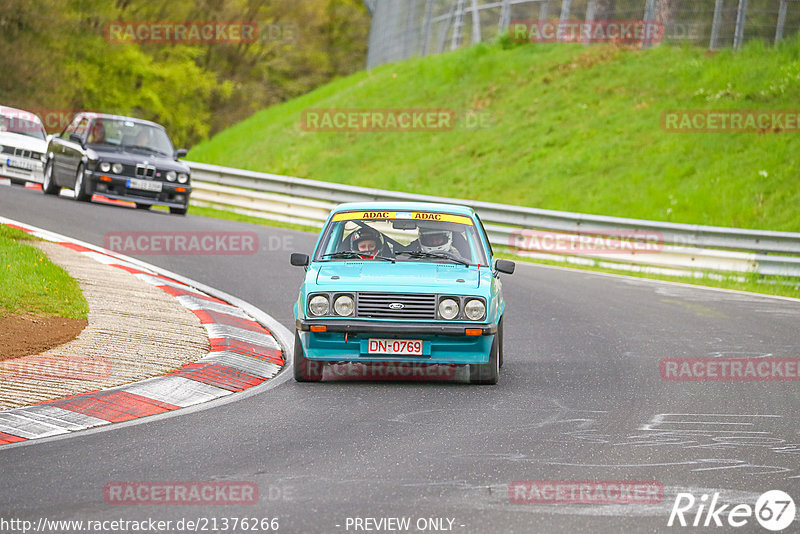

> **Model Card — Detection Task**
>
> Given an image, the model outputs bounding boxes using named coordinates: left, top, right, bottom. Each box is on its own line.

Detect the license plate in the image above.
left=367, top=338, right=423, bottom=355
left=127, top=178, right=162, bottom=192
left=6, top=158, right=33, bottom=171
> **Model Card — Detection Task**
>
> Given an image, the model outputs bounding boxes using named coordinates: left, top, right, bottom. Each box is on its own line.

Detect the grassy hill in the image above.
left=188, top=34, right=800, bottom=232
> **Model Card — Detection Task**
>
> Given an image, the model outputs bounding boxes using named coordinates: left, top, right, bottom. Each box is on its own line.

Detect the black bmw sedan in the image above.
left=43, top=113, right=191, bottom=215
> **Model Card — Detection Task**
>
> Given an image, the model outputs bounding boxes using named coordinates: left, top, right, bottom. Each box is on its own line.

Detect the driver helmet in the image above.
left=419, top=227, right=452, bottom=254
left=348, top=227, right=383, bottom=257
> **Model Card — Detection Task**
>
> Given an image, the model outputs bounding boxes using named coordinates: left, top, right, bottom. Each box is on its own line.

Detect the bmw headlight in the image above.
left=99, top=162, right=111, bottom=172
left=177, top=173, right=189, bottom=184
left=333, top=295, right=354, bottom=316
left=166, top=171, right=177, bottom=182
left=309, top=295, right=329, bottom=316
left=112, top=163, right=123, bottom=174
left=464, top=299, right=486, bottom=321
left=438, top=298, right=459, bottom=320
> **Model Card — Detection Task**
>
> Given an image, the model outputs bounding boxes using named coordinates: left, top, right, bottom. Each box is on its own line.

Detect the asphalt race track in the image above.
left=1, top=184, right=799, bottom=533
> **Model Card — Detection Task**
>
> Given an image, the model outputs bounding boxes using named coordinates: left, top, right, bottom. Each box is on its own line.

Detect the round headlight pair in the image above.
left=439, top=298, right=486, bottom=320
left=99, top=162, right=123, bottom=174
left=308, top=294, right=354, bottom=317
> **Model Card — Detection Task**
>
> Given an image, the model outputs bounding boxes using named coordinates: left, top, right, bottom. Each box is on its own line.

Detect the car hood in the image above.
left=0, top=132, right=47, bottom=152
left=90, top=147, right=189, bottom=172
left=315, top=261, right=481, bottom=289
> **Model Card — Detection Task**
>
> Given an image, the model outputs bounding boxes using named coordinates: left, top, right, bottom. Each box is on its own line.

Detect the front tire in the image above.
left=294, top=330, right=322, bottom=382
left=73, top=164, right=90, bottom=201
left=470, top=327, right=500, bottom=385
left=42, top=161, right=60, bottom=195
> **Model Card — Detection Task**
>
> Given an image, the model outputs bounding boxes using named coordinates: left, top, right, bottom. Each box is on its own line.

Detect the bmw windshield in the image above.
left=315, top=211, right=489, bottom=266
left=86, top=118, right=174, bottom=156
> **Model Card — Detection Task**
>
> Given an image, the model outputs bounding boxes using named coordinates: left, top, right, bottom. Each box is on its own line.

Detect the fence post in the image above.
left=540, top=1, right=549, bottom=21
left=499, top=0, right=512, bottom=31
left=559, top=0, right=571, bottom=21
left=451, top=0, right=466, bottom=50
left=709, top=0, right=723, bottom=49
left=584, top=1, right=596, bottom=46
left=642, top=0, right=657, bottom=49
left=421, top=0, right=434, bottom=56
left=733, top=0, right=748, bottom=49
left=471, top=0, right=482, bottom=44
left=775, top=0, right=788, bottom=45
left=403, top=0, right=419, bottom=59
left=436, top=1, right=457, bottom=53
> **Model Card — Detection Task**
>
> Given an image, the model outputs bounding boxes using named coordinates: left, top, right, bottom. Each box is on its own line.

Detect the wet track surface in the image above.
left=1, top=185, right=799, bottom=533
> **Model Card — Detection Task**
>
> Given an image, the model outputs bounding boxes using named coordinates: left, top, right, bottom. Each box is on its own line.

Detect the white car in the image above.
left=0, top=106, right=47, bottom=185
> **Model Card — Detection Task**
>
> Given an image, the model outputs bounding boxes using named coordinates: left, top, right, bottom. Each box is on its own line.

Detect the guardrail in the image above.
left=186, top=161, right=800, bottom=279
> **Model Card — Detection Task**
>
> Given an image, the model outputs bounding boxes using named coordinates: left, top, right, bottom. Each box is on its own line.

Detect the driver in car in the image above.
left=87, top=121, right=106, bottom=144
left=411, top=227, right=467, bottom=260
left=348, top=227, right=391, bottom=259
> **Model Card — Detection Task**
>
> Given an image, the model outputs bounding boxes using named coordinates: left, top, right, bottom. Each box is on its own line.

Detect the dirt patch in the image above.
left=0, top=314, right=88, bottom=360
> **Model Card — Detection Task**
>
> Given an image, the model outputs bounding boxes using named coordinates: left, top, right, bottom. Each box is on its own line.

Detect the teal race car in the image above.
left=290, top=201, right=515, bottom=384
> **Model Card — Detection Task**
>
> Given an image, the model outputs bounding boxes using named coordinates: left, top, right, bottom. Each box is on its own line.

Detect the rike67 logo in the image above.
left=668, top=490, right=796, bottom=531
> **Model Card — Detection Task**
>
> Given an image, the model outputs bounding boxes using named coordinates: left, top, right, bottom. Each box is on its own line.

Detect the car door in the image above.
left=61, top=116, right=89, bottom=186
left=51, top=115, right=80, bottom=184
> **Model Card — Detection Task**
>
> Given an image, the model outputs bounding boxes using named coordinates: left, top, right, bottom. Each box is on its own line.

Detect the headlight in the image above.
left=333, top=295, right=354, bottom=316
left=166, top=171, right=177, bottom=182
left=464, top=299, right=486, bottom=321
left=99, top=162, right=111, bottom=172
left=177, top=173, right=189, bottom=184
left=112, top=163, right=123, bottom=174
left=308, top=295, right=329, bottom=316
left=438, top=298, right=459, bottom=320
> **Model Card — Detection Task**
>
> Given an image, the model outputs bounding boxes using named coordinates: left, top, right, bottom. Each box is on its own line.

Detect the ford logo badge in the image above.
left=388, top=303, right=404, bottom=310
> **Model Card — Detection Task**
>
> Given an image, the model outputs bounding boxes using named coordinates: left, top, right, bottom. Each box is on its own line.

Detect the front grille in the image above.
left=135, top=163, right=156, bottom=178
left=1, top=145, right=14, bottom=154
left=13, top=148, right=31, bottom=159
left=356, top=293, right=436, bottom=320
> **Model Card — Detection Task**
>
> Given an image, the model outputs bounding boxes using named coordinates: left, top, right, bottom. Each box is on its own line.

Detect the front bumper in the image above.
left=86, top=171, right=191, bottom=208
left=296, top=319, right=496, bottom=364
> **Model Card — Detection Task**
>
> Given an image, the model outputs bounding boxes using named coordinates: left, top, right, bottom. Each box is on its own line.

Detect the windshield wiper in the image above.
left=395, top=251, right=469, bottom=265
left=125, top=144, right=168, bottom=156
left=323, top=251, right=395, bottom=262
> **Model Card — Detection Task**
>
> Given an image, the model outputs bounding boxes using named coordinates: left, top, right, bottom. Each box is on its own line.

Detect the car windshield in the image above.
left=315, top=210, right=489, bottom=266
left=0, top=113, right=46, bottom=140
left=86, top=118, right=174, bottom=155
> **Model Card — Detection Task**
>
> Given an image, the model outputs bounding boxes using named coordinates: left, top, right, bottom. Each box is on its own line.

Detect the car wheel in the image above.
left=470, top=327, right=499, bottom=385
left=42, top=160, right=60, bottom=195
left=135, top=203, right=151, bottom=210
left=169, top=206, right=188, bottom=215
left=498, top=318, right=504, bottom=369
left=73, top=164, right=90, bottom=201
left=294, top=330, right=322, bottom=382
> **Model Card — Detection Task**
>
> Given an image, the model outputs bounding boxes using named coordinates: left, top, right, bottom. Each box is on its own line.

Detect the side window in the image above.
left=62, top=116, right=82, bottom=138
left=474, top=214, right=493, bottom=258
left=73, top=118, right=89, bottom=140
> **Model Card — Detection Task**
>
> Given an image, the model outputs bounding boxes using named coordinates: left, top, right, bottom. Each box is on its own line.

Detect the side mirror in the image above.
left=290, top=253, right=309, bottom=267
left=495, top=259, right=515, bottom=275
left=175, top=148, right=188, bottom=159
left=69, top=133, right=84, bottom=146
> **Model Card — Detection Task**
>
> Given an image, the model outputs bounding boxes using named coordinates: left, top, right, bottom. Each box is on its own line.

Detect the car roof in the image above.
left=332, top=201, right=476, bottom=217
left=0, top=106, right=44, bottom=125
left=76, top=112, right=165, bottom=129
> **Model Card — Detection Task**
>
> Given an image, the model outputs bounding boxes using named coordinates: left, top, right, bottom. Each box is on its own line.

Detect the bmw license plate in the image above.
left=367, top=339, right=423, bottom=355
left=6, top=158, right=33, bottom=171
left=127, top=178, right=162, bottom=192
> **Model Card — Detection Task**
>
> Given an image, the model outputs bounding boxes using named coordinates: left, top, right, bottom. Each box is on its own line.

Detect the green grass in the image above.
left=0, top=225, right=89, bottom=319
left=189, top=34, right=800, bottom=232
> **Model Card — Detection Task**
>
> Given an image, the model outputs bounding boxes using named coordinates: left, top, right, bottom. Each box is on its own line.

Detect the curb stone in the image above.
left=0, top=218, right=286, bottom=446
